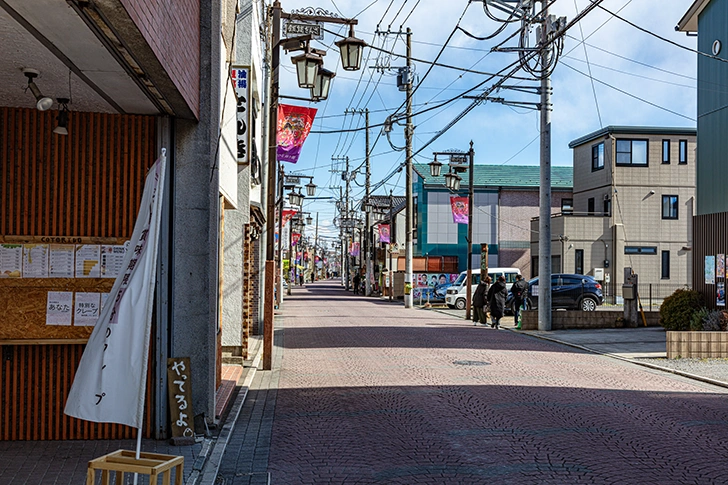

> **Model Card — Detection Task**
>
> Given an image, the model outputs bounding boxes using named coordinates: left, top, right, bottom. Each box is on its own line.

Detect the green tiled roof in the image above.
left=413, top=164, right=573, bottom=189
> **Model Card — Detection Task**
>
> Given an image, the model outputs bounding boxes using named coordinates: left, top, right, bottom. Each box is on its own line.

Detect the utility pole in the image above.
left=345, top=156, right=351, bottom=291
left=538, top=0, right=553, bottom=331
left=404, top=27, right=414, bottom=309
left=313, top=212, right=319, bottom=280
left=364, top=109, right=371, bottom=296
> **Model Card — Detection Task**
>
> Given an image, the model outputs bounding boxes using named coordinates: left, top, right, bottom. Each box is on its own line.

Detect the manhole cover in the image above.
left=453, top=360, right=490, bottom=366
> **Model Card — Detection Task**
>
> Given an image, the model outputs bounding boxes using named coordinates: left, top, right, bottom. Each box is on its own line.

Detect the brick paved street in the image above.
left=218, top=280, right=728, bottom=484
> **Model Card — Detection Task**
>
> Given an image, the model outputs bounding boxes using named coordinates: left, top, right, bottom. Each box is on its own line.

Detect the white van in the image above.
left=445, top=267, right=522, bottom=310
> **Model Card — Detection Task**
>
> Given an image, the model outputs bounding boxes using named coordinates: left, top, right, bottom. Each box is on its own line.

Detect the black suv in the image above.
left=506, top=274, right=604, bottom=314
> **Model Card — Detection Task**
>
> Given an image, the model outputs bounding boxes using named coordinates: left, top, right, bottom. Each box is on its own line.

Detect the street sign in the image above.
left=283, top=20, right=323, bottom=39
left=285, top=175, right=301, bottom=185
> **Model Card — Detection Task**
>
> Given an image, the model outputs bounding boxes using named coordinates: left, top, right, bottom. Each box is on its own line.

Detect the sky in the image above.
left=275, top=0, right=699, bottom=243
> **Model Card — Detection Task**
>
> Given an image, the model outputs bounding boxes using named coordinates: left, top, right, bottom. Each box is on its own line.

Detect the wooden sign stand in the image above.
left=86, top=450, right=183, bottom=485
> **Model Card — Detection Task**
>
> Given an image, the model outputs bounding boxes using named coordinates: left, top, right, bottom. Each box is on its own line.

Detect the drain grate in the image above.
left=453, top=360, right=490, bottom=366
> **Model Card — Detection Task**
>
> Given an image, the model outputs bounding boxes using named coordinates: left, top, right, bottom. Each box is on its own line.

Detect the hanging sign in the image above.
left=378, top=224, right=391, bottom=244
left=232, top=66, right=251, bottom=165
left=450, top=196, right=469, bottom=224
left=277, top=104, right=317, bottom=164
left=167, top=357, right=195, bottom=440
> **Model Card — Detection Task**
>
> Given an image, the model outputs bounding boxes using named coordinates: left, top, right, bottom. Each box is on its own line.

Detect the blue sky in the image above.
left=276, top=0, right=698, bottom=241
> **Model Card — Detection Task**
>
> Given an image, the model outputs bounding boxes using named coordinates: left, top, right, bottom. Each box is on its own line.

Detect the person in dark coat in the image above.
left=487, top=275, right=507, bottom=329
left=472, top=276, right=491, bottom=326
left=352, top=273, right=361, bottom=295
left=511, top=274, right=529, bottom=325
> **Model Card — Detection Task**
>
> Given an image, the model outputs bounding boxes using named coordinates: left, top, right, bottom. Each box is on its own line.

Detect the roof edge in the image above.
left=568, top=126, right=697, bottom=148
left=676, top=0, right=710, bottom=33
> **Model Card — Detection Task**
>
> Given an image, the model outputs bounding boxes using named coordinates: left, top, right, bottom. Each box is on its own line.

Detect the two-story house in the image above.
left=530, top=126, right=696, bottom=302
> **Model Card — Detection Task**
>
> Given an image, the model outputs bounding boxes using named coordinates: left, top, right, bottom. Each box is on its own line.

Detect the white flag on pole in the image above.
left=64, top=154, right=166, bottom=428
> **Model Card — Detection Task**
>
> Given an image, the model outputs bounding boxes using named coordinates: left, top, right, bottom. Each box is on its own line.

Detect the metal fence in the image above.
left=600, top=282, right=691, bottom=310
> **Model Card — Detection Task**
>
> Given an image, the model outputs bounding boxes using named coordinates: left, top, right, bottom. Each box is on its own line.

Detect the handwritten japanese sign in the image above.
left=167, top=357, right=194, bottom=439
left=231, top=66, right=250, bottom=165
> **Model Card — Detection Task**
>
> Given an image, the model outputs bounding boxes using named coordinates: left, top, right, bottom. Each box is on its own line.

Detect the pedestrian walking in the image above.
left=487, top=275, right=507, bottom=329
left=472, top=276, right=491, bottom=326
left=511, top=274, right=529, bottom=326
left=353, top=272, right=361, bottom=295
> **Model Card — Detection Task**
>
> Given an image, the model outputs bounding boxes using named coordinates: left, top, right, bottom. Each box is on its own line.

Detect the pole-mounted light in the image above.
left=305, top=180, right=317, bottom=197
left=291, top=48, right=324, bottom=89
left=311, top=67, right=335, bottom=102
left=335, top=24, right=367, bottom=71
left=428, top=158, right=442, bottom=177
left=444, top=171, right=461, bottom=191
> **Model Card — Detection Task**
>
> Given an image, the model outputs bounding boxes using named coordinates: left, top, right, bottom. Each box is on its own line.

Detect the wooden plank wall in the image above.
left=0, top=107, right=156, bottom=440
left=1, top=344, right=153, bottom=440
left=693, top=212, right=728, bottom=311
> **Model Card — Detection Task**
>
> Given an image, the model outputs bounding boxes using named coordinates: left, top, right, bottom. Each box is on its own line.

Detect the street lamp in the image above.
left=431, top=143, right=476, bottom=320
left=335, top=24, right=368, bottom=71
left=288, top=188, right=304, bottom=206
left=311, top=68, right=335, bottom=101
left=291, top=47, right=324, bottom=89
left=306, top=214, right=313, bottom=226
left=305, top=180, right=317, bottom=197
left=265, top=0, right=368, bottom=370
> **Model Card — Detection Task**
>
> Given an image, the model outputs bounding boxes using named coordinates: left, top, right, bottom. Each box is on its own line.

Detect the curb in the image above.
left=192, top=343, right=263, bottom=485
left=509, top=328, right=728, bottom=391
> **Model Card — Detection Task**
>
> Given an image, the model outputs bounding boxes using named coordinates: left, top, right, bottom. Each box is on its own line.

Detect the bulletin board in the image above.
left=0, top=236, right=126, bottom=342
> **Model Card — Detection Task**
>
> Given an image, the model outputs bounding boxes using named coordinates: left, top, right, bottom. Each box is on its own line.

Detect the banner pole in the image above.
left=133, top=425, right=143, bottom=485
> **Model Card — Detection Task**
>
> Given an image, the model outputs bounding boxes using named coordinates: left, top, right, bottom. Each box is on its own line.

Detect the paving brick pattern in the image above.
left=226, top=281, right=728, bottom=484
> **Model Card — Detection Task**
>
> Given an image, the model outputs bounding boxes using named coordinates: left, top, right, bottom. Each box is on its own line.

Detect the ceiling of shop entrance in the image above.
left=0, top=0, right=159, bottom=115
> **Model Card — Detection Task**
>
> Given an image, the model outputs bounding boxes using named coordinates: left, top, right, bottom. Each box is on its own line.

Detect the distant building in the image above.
left=678, top=1, right=728, bottom=309
left=530, top=126, right=696, bottom=301
left=413, top=164, right=574, bottom=278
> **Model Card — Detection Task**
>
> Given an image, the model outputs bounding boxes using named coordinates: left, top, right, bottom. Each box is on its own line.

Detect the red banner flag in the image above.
left=277, top=104, right=317, bottom=164
left=450, top=196, right=469, bottom=224
left=292, top=232, right=301, bottom=245
left=282, top=209, right=297, bottom=226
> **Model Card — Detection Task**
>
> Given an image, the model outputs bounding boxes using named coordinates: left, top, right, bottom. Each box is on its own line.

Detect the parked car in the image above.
left=505, top=274, right=604, bottom=314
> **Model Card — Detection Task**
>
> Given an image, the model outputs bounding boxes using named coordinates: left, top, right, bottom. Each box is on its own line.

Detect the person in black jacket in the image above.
left=487, top=275, right=507, bottom=329
left=472, top=276, right=491, bottom=326
left=511, top=274, right=529, bottom=325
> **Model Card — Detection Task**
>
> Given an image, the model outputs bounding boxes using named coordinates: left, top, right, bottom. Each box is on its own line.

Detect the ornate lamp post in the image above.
left=264, top=2, right=367, bottom=370
left=429, top=142, right=476, bottom=320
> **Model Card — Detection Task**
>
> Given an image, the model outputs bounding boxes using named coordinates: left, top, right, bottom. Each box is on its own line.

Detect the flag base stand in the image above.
left=86, top=450, right=183, bottom=485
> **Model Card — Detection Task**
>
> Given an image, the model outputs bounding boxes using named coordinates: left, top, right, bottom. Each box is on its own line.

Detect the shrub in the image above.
left=690, top=307, right=710, bottom=331
left=660, top=288, right=704, bottom=331
left=702, top=310, right=728, bottom=331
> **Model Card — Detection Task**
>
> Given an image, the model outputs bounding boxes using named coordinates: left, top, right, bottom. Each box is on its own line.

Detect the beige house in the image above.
left=531, top=126, right=696, bottom=302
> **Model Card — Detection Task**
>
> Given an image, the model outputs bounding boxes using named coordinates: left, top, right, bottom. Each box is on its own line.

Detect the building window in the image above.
left=662, top=250, right=670, bottom=279
left=575, top=249, right=584, bottom=275
left=624, top=246, right=657, bottom=255
left=679, top=140, right=688, bottom=164
left=592, top=142, right=604, bottom=171
left=561, top=198, right=573, bottom=214
left=662, top=195, right=678, bottom=220
left=616, top=139, right=648, bottom=166
left=662, top=139, right=670, bottom=164
left=531, top=256, right=538, bottom=277
left=587, top=197, right=595, bottom=214
left=603, top=198, right=611, bottom=216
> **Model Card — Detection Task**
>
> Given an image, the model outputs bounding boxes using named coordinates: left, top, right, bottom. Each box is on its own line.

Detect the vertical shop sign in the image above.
left=232, top=66, right=250, bottom=164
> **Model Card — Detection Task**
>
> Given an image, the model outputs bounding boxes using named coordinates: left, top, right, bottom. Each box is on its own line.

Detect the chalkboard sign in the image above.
left=167, top=357, right=195, bottom=443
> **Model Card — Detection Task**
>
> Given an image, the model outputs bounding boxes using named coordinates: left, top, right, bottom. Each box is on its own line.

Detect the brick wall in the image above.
left=520, top=310, right=660, bottom=330
left=252, top=237, right=262, bottom=335
left=121, top=0, right=201, bottom=117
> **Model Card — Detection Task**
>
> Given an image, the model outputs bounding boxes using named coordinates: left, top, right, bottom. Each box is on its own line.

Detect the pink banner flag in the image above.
left=350, top=242, right=360, bottom=257
left=378, top=224, right=391, bottom=243
left=277, top=104, right=317, bottom=163
left=450, top=196, right=469, bottom=224
left=292, top=232, right=301, bottom=245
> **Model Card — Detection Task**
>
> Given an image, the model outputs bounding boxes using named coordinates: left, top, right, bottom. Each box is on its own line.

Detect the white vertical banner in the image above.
left=64, top=154, right=166, bottom=427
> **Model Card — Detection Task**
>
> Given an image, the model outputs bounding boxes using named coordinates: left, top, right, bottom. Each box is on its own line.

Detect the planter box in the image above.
left=666, top=331, right=728, bottom=359
left=520, top=310, right=661, bottom=330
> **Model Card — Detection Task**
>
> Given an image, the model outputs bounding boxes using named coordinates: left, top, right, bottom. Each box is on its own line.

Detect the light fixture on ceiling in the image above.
left=23, top=68, right=53, bottom=111
left=53, top=98, right=70, bottom=135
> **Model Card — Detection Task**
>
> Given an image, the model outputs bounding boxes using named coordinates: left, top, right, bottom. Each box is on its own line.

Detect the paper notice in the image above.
left=23, top=244, right=49, bottom=278
left=46, top=291, right=73, bottom=326
left=49, top=244, right=75, bottom=278
left=75, top=245, right=101, bottom=278
left=101, top=244, right=128, bottom=278
left=74, top=292, right=101, bottom=326
left=0, top=244, right=23, bottom=277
